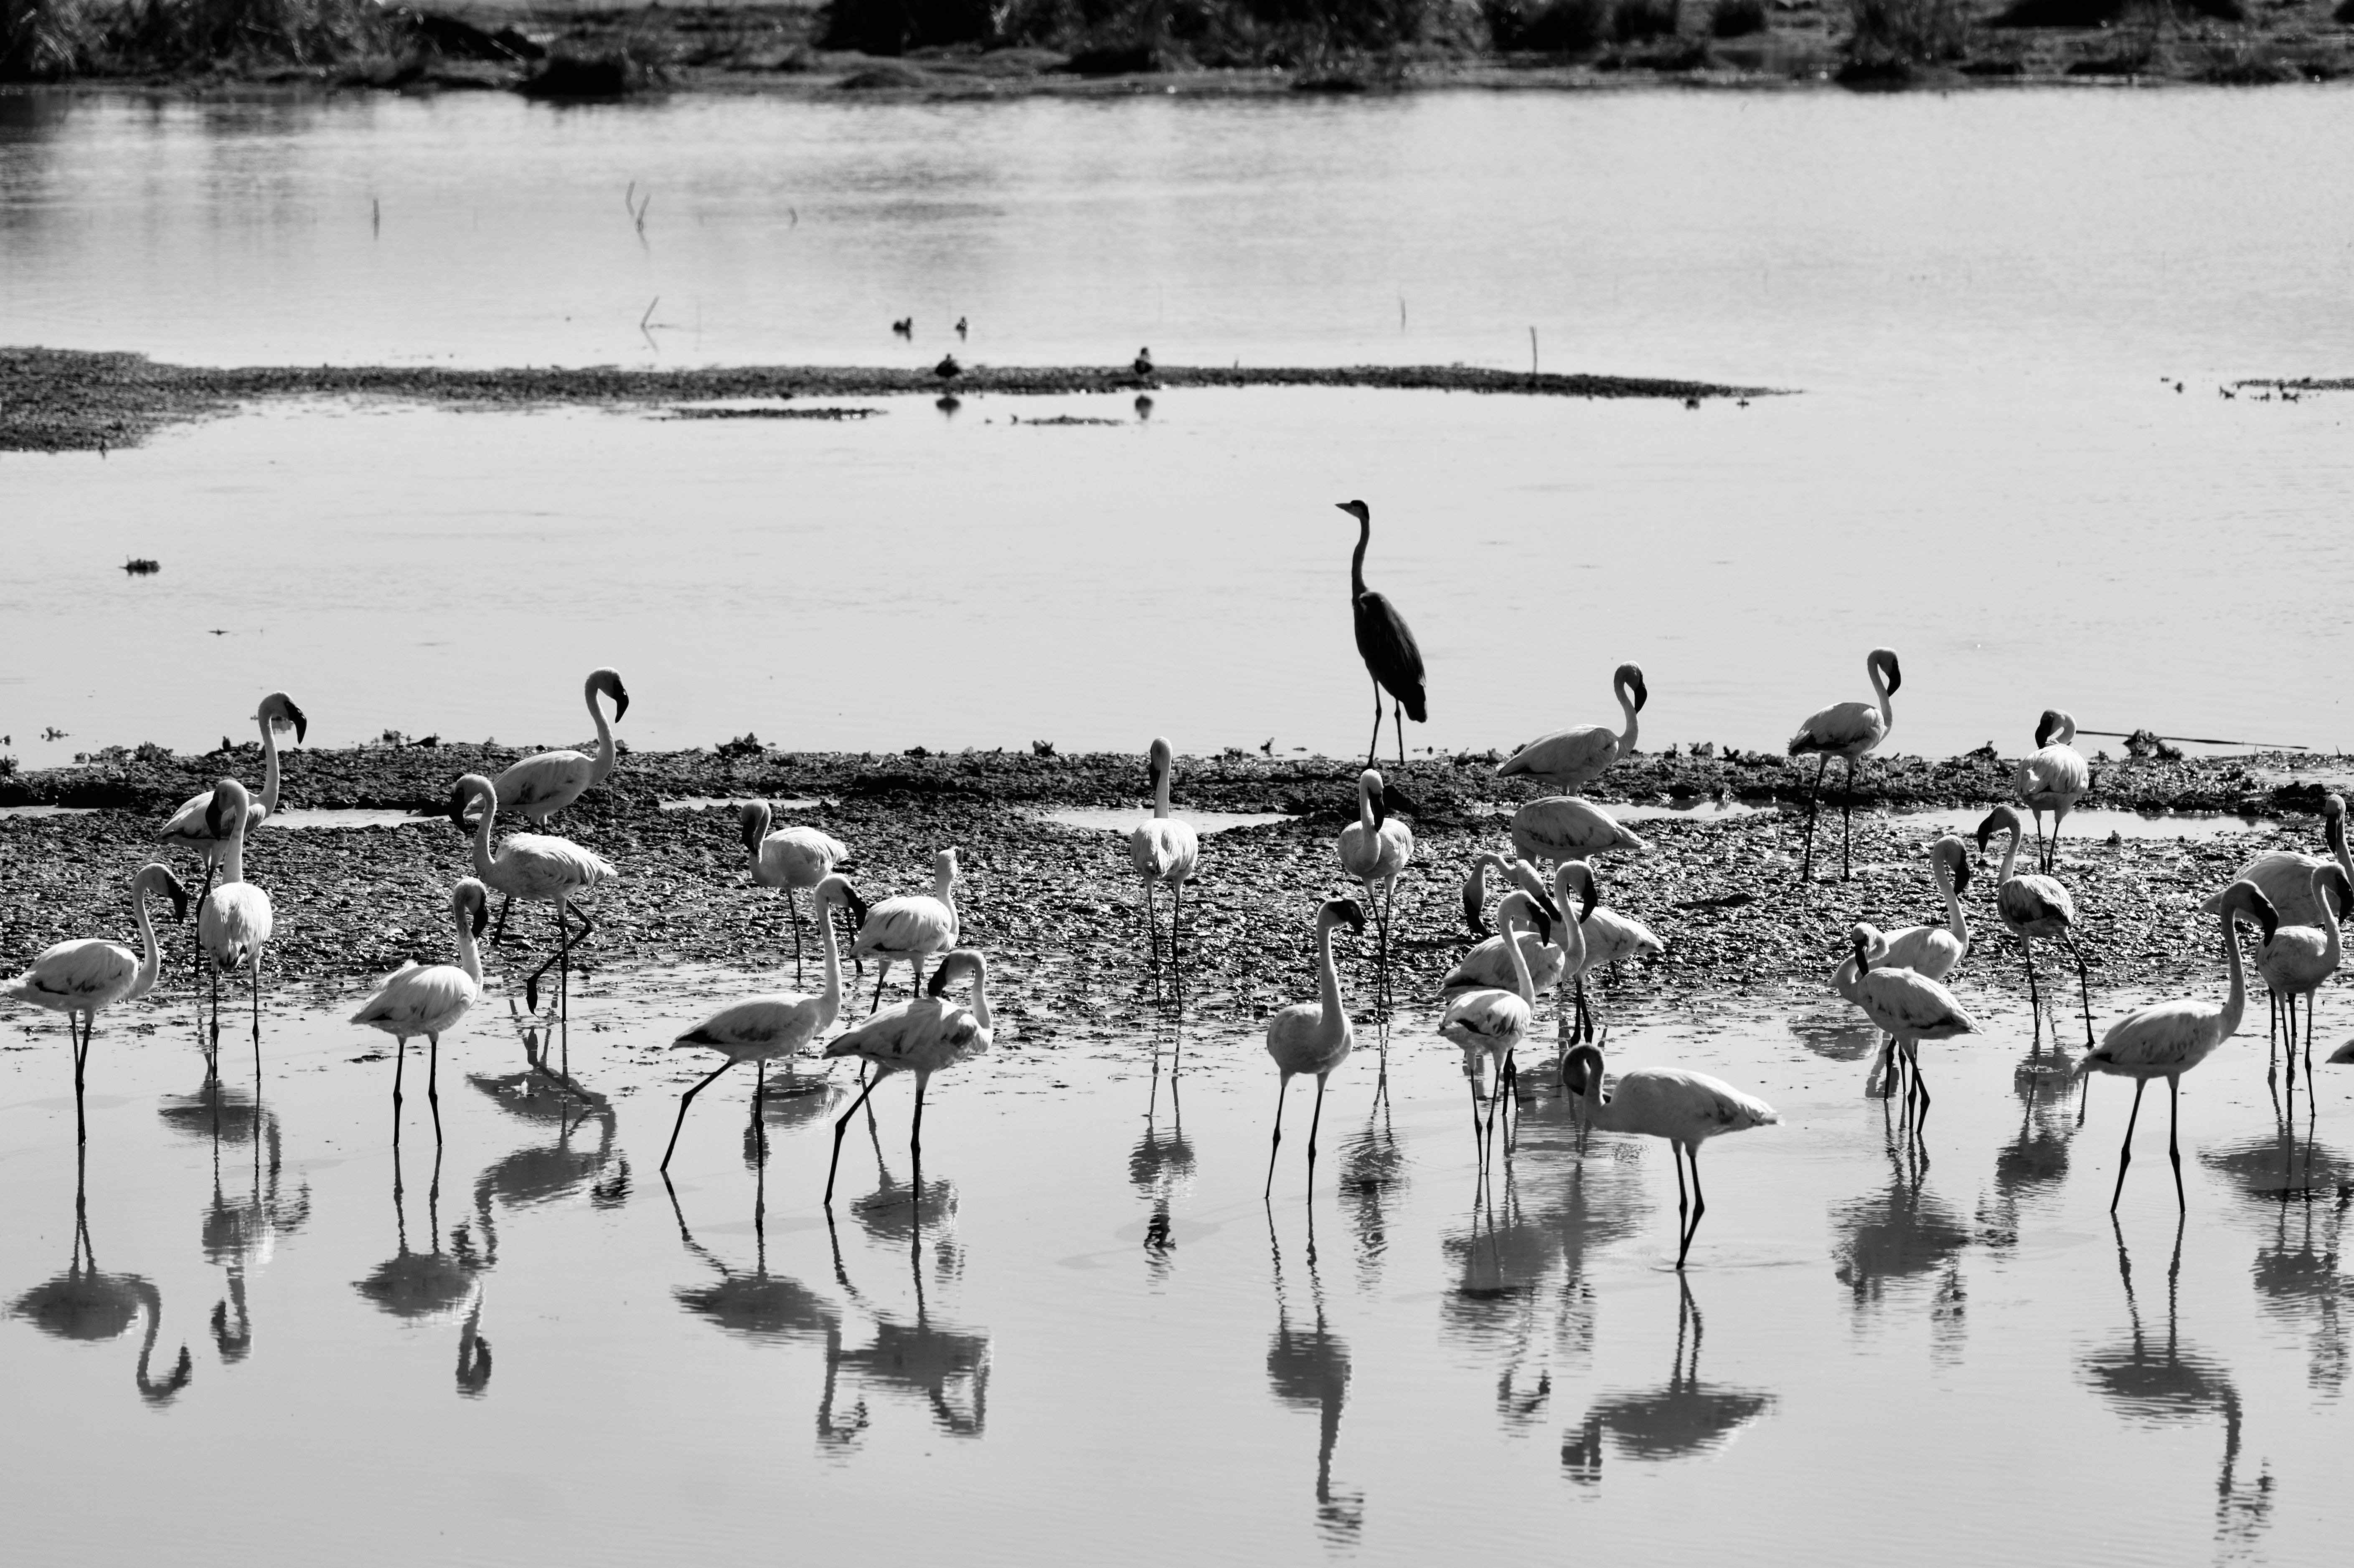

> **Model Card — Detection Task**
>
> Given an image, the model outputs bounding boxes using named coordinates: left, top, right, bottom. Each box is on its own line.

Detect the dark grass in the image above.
left=1708, top=0, right=1769, bottom=37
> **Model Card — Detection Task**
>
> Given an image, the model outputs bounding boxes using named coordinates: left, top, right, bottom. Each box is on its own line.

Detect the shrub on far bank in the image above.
left=112, top=0, right=396, bottom=70
left=1845, top=0, right=1968, bottom=66
left=1484, top=0, right=1612, bottom=53
left=2, top=0, right=95, bottom=79
left=1613, top=0, right=1679, bottom=42
left=1709, top=0, right=1767, bottom=36
left=823, top=0, right=997, bottom=55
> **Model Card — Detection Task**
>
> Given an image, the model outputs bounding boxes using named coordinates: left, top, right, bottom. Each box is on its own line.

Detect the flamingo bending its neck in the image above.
left=2015, top=708, right=2090, bottom=874
left=820, top=948, right=994, bottom=1203
left=741, top=801, right=848, bottom=988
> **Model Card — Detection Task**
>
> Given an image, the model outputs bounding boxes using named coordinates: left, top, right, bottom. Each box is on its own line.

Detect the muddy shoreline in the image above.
left=4, top=741, right=2342, bottom=1045
left=0, top=348, right=1771, bottom=453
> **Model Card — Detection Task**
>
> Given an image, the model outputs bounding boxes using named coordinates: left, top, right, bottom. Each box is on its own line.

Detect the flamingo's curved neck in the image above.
left=814, top=897, right=844, bottom=1028
left=2314, top=868, right=2343, bottom=970
left=469, top=789, right=499, bottom=881
left=1939, top=857, right=1970, bottom=951
left=1357, top=777, right=1377, bottom=835
left=2054, top=713, right=2077, bottom=746
left=1995, top=827, right=2020, bottom=885
left=1576, top=1053, right=1619, bottom=1129
left=1869, top=657, right=1894, bottom=733
left=1616, top=676, right=1640, bottom=753
left=130, top=884, right=163, bottom=997
left=219, top=819, right=247, bottom=886
left=455, top=906, right=483, bottom=987
left=1314, top=914, right=1346, bottom=1030
left=2219, top=904, right=2250, bottom=1038
left=586, top=677, right=617, bottom=786
left=255, top=711, right=283, bottom=824
left=1499, top=905, right=1534, bottom=1007
left=968, top=964, right=993, bottom=1034
left=1349, top=513, right=1370, bottom=600
left=1153, top=759, right=1173, bottom=819
left=933, top=865, right=959, bottom=931
left=2329, top=810, right=2351, bottom=885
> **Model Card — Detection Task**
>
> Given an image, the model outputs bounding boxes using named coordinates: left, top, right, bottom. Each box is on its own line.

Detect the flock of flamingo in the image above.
left=7, top=502, right=2350, bottom=1270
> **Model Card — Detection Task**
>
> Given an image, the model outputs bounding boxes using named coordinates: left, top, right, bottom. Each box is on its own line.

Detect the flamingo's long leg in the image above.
left=824, top=1073, right=883, bottom=1205
left=1265, top=1073, right=1292, bottom=1198
left=2110, top=1077, right=2149, bottom=1213
left=662, top=1058, right=735, bottom=1172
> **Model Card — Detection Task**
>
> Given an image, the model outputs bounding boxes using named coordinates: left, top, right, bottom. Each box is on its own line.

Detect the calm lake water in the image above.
left=3, top=90, right=2354, bottom=764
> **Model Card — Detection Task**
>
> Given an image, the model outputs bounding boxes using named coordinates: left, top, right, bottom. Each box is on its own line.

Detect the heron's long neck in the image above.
left=1154, top=763, right=1172, bottom=818
left=1315, top=917, right=1345, bottom=1026
left=2219, top=910, right=2249, bottom=1038
left=1349, top=515, right=1369, bottom=599
left=815, top=903, right=843, bottom=1027
left=130, top=888, right=163, bottom=997
left=470, top=794, right=498, bottom=880
left=455, top=913, right=483, bottom=987
left=256, top=715, right=282, bottom=822
left=587, top=679, right=617, bottom=786
left=1617, top=679, right=1640, bottom=753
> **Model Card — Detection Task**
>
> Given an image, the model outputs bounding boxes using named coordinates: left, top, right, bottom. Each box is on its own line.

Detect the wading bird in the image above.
left=1852, top=836, right=1973, bottom=1094
left=1787, top=647, right=1901, bottom=882
left=490, top=668, right=627, bottom=939
left=2235, top=792, right=2349, bottom=928
left=1979, top=804, right=2095, bottom=1053
left=2077, top=880, right=2275, bottom=1213
left=1557, top=861, right=1663, bottom=1045
left=821, top=948, right=993, bottom=1203
left=2015, top=708, right=2090, bottom=873
left=2251, top=862, right=2349, bottom=1093
left=1338, top=769, right=1412, bottom=1003
left=448, top=773, right=615, bottom=1075
left=1497, top=663, right=1648, bottom=793
left=1438, top=890, right=1549, bottom=1157
left=196, top=779, right=276, bottom=1082
left=741, top=802, right=848, bottom=988
left=1559, top=1035, right=1779, bottom=1269
left=1262, top=898, right=1366, bottom=1198
left=1130, top=738, right=1201, bottom=979
left=662, top=874, right=856, bottom=1173
left=1835, top=924, right=1978, bottom=1127
left=5, top=863, right=188, bottom=1142
left=350, top=879, right=490, bottom=1137
left=849, top=848, right=960, bottom=1012
left=1444, top=854, right=1566, bottom=999
left=1336, top=501, right=1425, bottom=768
left=160, top=692, right=303, bottom=968
left=1508, top=796, right=1647, bottom=869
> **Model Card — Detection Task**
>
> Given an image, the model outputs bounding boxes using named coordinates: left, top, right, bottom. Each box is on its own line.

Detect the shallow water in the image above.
left=6, top=91, right=2354, bottom=765
left=4, top=966, right=2349, bottom=1564
left=1042, top=806, right=1299, bottom=835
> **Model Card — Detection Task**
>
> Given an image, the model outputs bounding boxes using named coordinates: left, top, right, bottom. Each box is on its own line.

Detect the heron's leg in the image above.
left=1672, top=1140, right=1691, bottom=1268
left=2166, top=1073, right=2186, bottom=1211
left=1305, top=1073, right=1329, bottom=1193
left=1392, top=698, right=1406, bottom=769
left=2111, top=1077, right=2148, bottom=1213
left=1265, top=1074, right=1291, bottom=1198
left=1797, top=754, right=1827, bottom=882
left=1680, top=1147, right=1708, bottom=1269
left=822, top=1071, right=881, bottom=1205
left=1366, top=679, right=1383, bottom=771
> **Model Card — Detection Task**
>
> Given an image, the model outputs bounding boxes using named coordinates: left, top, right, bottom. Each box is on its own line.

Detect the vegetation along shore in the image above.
left=6, top=0, right=2354, bottom=98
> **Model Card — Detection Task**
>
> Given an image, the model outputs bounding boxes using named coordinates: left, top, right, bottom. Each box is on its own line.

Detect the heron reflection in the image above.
left=7, top=1148, right=193, bottom=1405
left=352, top=1136, right=491, bottom=1397
left=820, top=1169, right=990, bottom=1443
left=1562, top=1281, right=1774, bottom=1485
left=1130, top=1031, right=1196, bottom=1275
left=1265, top=1206, right=1362, bottom=1548
left=2079, top=1219, right=2272, bottom=1557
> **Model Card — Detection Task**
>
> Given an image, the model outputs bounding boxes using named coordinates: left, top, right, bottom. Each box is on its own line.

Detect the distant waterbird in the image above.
left=1497, top=663, right=1648, bottom=794
left=1787, top=646, right=1901, bottom=882
left=1335, top=500, right=1425, bottom=769
left=1134, top=346, right=1154, bottom=376
left=350, top=879, right=490, bottom=1137
left=490, top=667, right=627, bottom=940
left=2249, top=861, right=2349, bottom=1093
left=448, top=772, right=615, bottom=1076
left=2015, top=708, right=2090, bottom=873
left=195, top=779, right=277, bottom=1083
left=1979, top=804, right=2095, bottom=1053
left=1262, top=898, right=1366, bottom=1198
left=161, top=692, right=303, bottom=973
left=820, top=948, right=994, bottom=1203
left=741, top=801, right=848, bottom=988
left=2077, top=880, right=2276, bottom=1212
left=850, top=848, right=962, bottom=1012
left=1130, top=738, right=1201, bottom=982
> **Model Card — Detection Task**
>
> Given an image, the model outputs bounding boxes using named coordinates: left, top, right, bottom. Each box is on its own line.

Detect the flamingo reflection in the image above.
left=665, top=1171, right=841, bottom=1346
left=1830, top=1136, right=1972, bottom=1336
left=1129, top=1032, right=1196, bottom=1276
left=7, top=1149, right=193, bottom=1404
left=1985, top=1073, right=2076, bottom=1248
left=1336, top=1043, right=1406, bottom=1290
left=185, top=1093, right=310, bottom=1362
left=821, top=1169, right=991, bottom=1443
left=1265, top=1207, right=1362, bottom=1547
left=352, top=1137, right=492, bottom=1397
left=1562, top=1281, right=1774, bottom=1486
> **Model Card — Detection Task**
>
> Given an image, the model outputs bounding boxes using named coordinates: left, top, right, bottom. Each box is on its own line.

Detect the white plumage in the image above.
left=2078, top=881, right=2275, bottom=1213
left=1439, top=891, right=1543, bottom=1152
left=1835, top=923, right=1977, bottom=1121
left=1261, top=898, right=1365, bottom=1197
left=493, top=667, right=628, bottom=826
left=1129, top=737, right=1201, bottom=974
left=1978, top=803, right=2095, bottom=1050
left=351, top=878, right=490, bottom=1124
left=1559, top=1037, right=1779, bottom=1269
left=1509, top=796, right=1647, bottom=866
left=1497, top=662, right=1647, bottom=794
left=2014, top=708, right=2090, bottom=873
left=1338, top=767, right=1412, bottom=998
left=741, top=799, right=848, bottom=987
left=1786, top=646, right=1900, bottom=882
left=2248, top=861, right=2349, bottom=1088
left=193, top=777, right=277, bottom=1076
left=2235, top=792, right=2350, bottom=930
left=159, top=692, right=305, bottom=875
left=449, top=771, right=615, bottom=1071
left=1556, top=860, right=1665, bottom=1042
left=5, top=862, right=189, bottom=1140
left=851, top=848, right=961, bottom=1011
left=820, top=948, right=995, bottom=1203
left=1444, top=853, right=1565, bottom=998
left=1849, top=835, right=1973, bottom=1092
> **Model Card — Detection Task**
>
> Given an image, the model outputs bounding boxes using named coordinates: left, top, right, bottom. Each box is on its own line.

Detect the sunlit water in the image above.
left=3, top=972, right=2348, bottom=1564
left=5, top=91, right=2354, bottom=764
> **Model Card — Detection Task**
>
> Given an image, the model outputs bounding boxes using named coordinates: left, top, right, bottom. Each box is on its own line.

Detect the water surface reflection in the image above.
left=1562, top=1283, right=1774, bottom=1485
left=7, top=1152, right=192, bottom=1404
left=1266, top=1209, right=1361, bottom=1548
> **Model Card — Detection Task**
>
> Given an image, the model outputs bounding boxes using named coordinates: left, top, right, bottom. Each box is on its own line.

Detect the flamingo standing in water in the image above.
left=1787, top=647, right=1901, bottom=882
left=1558, top=1036, right=1780, bottom=1270
left=741, top=801, right=848, bottom=988
left=1130, top=737, right=1201, bottom=979
left=1497, top=663, right=1647, bottom=793
left=1338, top=769, right=1413, bottom=1005
left=1438, top=890, right=1549, bottom=1158
left=2077, top=881, right=2275, bottom=1213
left=1263, top=898, right=1366, bottom=1198
left=663, top=874, right=856, bottom=1173
left=490, top=667, right=628, bottom=941
left=1336, top=501, right=1426, bottom=768
left=1556, top=861, right=1663, bottom=1045
left=2015, top=708, right=2090, bottom=873
left=160, top=691, right=303, bottom=970
left=5, top=863, right=189, bottom=1142
left=849, top=849, right=960, bottom=1013
left=349, top=879, right=490, bottom=1138
left=447, top=773, right=615, bottom=1076
left=820, top=948, right=993, bottom=1203
left=2250, top=863, right=2349, bottom=1093
left=196, top=779, right=277, bottom=1083
left=1834, top=924, right=1978, bottom=1128
left=1850, top=836, right=1973, bottom=1095
left=2235, top=792, right=2350, bottom=1056
left=1978, top=804, right=2095, bottom=1053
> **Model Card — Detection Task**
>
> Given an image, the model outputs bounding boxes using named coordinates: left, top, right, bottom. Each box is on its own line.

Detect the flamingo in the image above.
left=1787, top=646, right=1901, bottom=882
left=2249, top=862, right=2349, bottom=1093
left=489, top=667, right=628, bottom=940
left=349, top=878, right=490, bottom=1137
left=1338, top=769, right=1413, bottom=1005
left=662, top=874, right=856, bottom=1173
left=1130, top=737, right=1201, bottom=979
left=1558, top=1036, right=1780, bottom=1270
left=820, top=948, right=993, bottom=1203
left=5, top=863, right=189, bottom=1142
left=195, top=778, right=276, bottom=1082
left=741, top=801, right=848, bottom=988
left=1508, top=796, right=1648, bottom=868
left=2235, top=792, right=2350, bottom=927
left=2077, top=880, right=2276, bottom=1212
left=1262, top=898, right=1366, bottom=1198
left=1438, top=890, right=1548, bottom=1157
left=1850, top=835, right=1973, bottom=1094
left=448, top=772, right=616, bottom=1076
left=1497, top=663, right=1648, bottom=793
left=1978, top=804, right=2095, bottom=1052
left=1336, top=500, right=1425, bottom=768
left=2015, top=708, right=2090, bottom=873
left=160, top=691, right=303, bottom=971
left=1443, top=853, right=1566, bottom=999
left=1833, top=924, right=1978, bottom=1127
left=849, top=848, right=960, bottom=1013
left=1557, top=860, right=1664, bottom=1044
